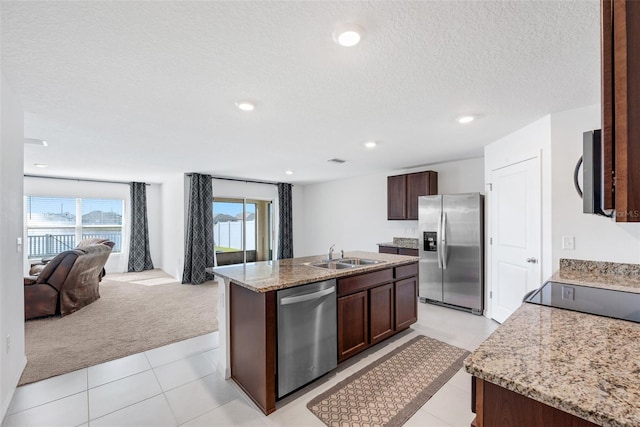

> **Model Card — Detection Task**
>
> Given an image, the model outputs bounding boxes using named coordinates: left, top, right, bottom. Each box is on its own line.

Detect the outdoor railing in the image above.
left=27, top=233, right=122, bottom=258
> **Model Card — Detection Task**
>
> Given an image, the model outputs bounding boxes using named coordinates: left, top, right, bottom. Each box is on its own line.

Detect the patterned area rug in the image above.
left=307, top=335, right=470, bottom=427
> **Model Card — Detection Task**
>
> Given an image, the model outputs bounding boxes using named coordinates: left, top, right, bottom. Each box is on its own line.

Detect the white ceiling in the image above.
left=1, top=1, right=601, bottom=185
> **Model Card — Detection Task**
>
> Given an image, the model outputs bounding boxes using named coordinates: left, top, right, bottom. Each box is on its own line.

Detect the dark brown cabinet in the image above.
left=472, top=377, right=598, bottom=427
left=337, top=291, right=369, bottom=362
left=387, top=175, right=407, bottom=220
left=378, top=246, right=418, bottom=257
left=406, top=171, right=437, bottom=220
left=369, top=283, right=394, bottom=345
left=379, top=245, right=399, bottom=254
left=601, top=0, right=640, bottom=222
left=387, top=171, right=437, bottom=220
left=399, top=247, right=419, bottom=256
left=337, top=263, right=418, bottom=362
left=394, top=276, right=418, bottom=331
left=230, top=262, right=419, bottom=415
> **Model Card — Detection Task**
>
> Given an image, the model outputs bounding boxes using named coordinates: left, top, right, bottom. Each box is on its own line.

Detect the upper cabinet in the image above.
left=387, top=171, right=438, bottom=220
left=601, top=0, right=640, bottom=222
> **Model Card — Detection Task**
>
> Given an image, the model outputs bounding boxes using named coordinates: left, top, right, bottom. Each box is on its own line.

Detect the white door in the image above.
left=490, top=156, right=541, bottom=323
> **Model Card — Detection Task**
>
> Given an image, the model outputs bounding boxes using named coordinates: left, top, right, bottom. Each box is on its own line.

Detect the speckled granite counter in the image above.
left=464, top=259, right=640, bottom=427
left=377, top=237, right=419, bottom=249
left=552, top=258, right=640, bottom=294
left=208, top=251, right=418, bottom=292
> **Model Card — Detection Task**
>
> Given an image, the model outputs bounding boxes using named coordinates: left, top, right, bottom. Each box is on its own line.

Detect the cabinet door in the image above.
left=379, top=246, right=399, bottom=254
left=369, top=283, right=394, bottom=345
left=602, top=0, right=640, bottom=221
left=387, top=175, right=407, bottom=220
left=613, top=0, right=640, bottom=222
left=406, top=171, right=438, bottom=220
left=395, top=276, right=418, bottom=331
left=338, top=291, right=368, bottom=362
left=601, top=0, right=615, bottom=211
left=398, top=248, right=418, bottom=256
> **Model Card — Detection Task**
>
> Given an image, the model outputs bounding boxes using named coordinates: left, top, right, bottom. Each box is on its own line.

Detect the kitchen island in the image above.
left=464, top=259, right=640, bottom=427
left=209, top=251, right=419, bottom=415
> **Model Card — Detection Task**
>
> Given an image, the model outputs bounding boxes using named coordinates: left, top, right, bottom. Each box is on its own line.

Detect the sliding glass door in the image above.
left=213, top=197, right=273, bottom=266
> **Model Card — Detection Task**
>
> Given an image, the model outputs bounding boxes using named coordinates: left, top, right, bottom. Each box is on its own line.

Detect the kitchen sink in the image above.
left=338, top=258, right=383, bottom=266
left=303, top=258, right=385, bottom=270
left=308, top=262, right=353, bottom=270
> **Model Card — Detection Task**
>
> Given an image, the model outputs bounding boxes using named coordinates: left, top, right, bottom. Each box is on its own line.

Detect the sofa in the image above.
left=24, top=239, right=114, bottom=320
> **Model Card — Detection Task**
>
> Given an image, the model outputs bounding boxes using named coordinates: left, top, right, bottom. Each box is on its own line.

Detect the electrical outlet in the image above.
left=561, top=235, right=575, bottom=250
left=6, top=335, right=10, bottom=354
left=562, top=286, right=575, bottom=301
left=16, top=237, right=22, bottom=253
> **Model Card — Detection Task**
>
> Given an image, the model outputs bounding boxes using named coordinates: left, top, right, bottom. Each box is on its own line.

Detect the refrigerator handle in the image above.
left=437, top=211, right=443, bottom=269
left=441, top=212, right=448, bottom=269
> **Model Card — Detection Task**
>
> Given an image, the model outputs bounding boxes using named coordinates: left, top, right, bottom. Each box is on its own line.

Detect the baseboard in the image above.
left=1, top=355, right=27, bottom=422
left=217, top=361, right=231, bottom=379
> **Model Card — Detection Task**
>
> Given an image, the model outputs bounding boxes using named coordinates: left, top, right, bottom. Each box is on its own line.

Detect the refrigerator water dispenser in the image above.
left=423, top=231, right=437, bottom=252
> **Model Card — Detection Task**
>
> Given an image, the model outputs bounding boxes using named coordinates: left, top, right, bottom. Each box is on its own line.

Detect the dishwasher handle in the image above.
left=280, top=287, right=335, bottom=305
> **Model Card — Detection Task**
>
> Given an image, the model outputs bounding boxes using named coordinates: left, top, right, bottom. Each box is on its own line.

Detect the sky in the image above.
left=213, top=201, right=256, bottom=217
left=26, top=196, right=123, bottom=216
left=26, top=196, right=257, bottom=218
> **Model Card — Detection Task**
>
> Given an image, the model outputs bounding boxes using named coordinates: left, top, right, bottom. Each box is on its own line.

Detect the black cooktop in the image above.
left=525, top=280, right=640, bottom=323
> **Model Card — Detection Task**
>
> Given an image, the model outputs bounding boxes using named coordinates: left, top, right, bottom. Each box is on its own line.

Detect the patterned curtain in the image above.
left=277, top=183, right=293, bottom=259
left=128, top=182, right=154, bottom=272
left=182, top=173, right=215, bottom=285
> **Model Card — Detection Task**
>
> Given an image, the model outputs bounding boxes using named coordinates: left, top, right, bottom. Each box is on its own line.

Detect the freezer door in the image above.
left=418, top=195, right=443, bottom=302
left=441, top=194, right=483, bottom=311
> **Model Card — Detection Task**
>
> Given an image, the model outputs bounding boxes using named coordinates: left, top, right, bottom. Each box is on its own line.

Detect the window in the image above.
left=213, top=198, right=272, bottom=266
left=25, top=196, right=124, bottom=258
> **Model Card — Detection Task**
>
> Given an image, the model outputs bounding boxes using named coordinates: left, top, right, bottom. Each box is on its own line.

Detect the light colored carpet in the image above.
left=307, top=335, right=470, bottom=427
left=20, top=270, right=218, bottom=386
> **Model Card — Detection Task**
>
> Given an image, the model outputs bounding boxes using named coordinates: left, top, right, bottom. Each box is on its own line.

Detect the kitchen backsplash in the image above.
left=560, top=258, right=640, bottom=276
left=392, top=237, right=419, bottom=249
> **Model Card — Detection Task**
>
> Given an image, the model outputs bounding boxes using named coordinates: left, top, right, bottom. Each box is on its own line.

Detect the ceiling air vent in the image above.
left=327, top=158, right=346, bottom=164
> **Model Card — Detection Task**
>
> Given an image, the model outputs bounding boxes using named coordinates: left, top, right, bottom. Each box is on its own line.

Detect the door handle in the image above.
left=441, top=212, right=448, bottom=270
left=437, top=212, right=443, bottom=269
left=280, top=287, right=335, bottom=305
left=526, top=257, right=538, bottom=264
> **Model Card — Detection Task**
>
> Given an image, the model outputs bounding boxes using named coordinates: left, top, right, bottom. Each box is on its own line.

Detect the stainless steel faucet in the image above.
left=328, top=244, right=335, bottom=261
left=340, top=249, right=344, bottom=259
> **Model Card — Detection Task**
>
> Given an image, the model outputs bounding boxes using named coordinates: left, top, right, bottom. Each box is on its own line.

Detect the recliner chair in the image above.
left=24, top=239, right=114, bottom=320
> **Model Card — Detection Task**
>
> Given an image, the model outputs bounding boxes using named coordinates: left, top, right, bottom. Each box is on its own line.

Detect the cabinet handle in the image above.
left=280, top=287, right=335, bottom=305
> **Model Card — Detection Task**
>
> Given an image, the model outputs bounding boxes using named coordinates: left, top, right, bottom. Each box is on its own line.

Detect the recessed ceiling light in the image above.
left=285, top=170, right=294, bottom=175
left=457, top=115, right=476, bottom=124
left=24, top=138, right=48, bottom=147
left=235, top=100, right=255, bottom=111
left=333, top=24, right=364, bottom=47
left=34, top=163, right=48, bottom=168
left=363, top=141, right=377, bottom=149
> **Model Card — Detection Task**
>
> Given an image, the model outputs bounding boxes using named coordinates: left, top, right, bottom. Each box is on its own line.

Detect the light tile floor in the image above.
left=2, top=303, right=499, bottom=427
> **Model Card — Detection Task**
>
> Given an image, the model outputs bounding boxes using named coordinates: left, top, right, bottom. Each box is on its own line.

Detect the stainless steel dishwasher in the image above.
left=277, top=278, right=337, bottom=398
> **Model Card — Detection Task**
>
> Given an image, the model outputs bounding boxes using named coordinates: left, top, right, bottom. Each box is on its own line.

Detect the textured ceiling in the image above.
left=1, top=1, right=601, bottom=185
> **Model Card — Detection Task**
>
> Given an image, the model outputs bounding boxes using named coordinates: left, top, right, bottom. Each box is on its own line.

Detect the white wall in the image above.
left=160, top=174, right=185, bottom=280
left=23, top=178, right=163, bottom=274
left=160, top=176, right=304, bottom=281
left=550, top=104, right=640, bottom=267
left=484, top=116, right=554, bottom=282
left=296, top=157, right=485, bottom=257
left=483, top=104, right=640, bottom=318
left=0, top=72, right=27, bottom=420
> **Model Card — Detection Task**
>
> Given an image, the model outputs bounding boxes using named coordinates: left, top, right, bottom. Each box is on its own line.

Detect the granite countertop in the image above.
left=377, top=237, right=419, bottom=249
left=552, top=258, right=640, bottom=294
left=208, top=251, right=418, bottom=293
left=464, top=258, right=640, bottom=427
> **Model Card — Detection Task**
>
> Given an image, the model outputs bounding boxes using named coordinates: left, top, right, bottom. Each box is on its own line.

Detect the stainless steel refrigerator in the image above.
left=418, top=193, right=484, bottom=314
